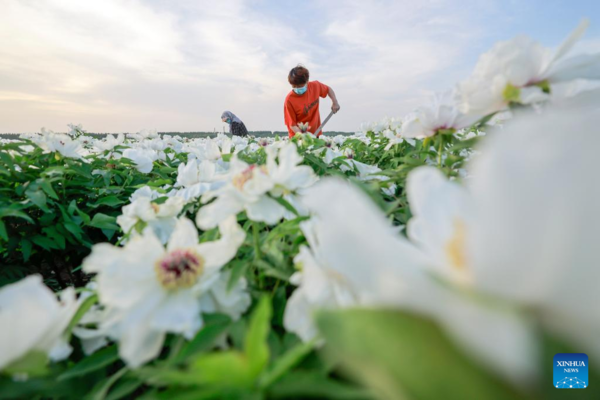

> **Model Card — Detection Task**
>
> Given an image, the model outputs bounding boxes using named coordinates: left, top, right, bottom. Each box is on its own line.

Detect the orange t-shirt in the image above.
left=284, top=80, right=330, bottom=138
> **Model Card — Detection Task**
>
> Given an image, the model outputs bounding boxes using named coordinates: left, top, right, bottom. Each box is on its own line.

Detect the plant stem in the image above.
left=252, top=223, right=261, bottom=261
left=92, top=367, right=128, bottom=400
left=271, top=279, right=281, bottom=296
left=437, top=136, right=443, bottom=167
left=166, top=336, right=185, bottom=366
left=252, top=222, right=265, bottom=289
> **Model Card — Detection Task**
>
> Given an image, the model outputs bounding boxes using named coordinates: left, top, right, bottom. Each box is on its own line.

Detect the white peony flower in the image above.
left=162, top=135, right=184, bottom=152
left=215, top=134, right=233, bottom=155
left=0, top=275, right=79, bottom=371
left=284, top=219, right=362, bottom=342
left=401, top=91, right=479, bottom=139
left=467, top=101, right=600, bottom=364
left=34, top=130, right=83, bottom=159
left=178, top=159, right=213, bottom=187
left=230, top=135, right=248, bottom=152
left=406, top=166, right=475, bottom=286
left=284, top=179, right=429, bottom=341
left=122, top=148, right=156, bottom=173
left=203, top=138, right=223, bottom=161
left=117, top=196, right=185, bottom=244
left=67, top=123, right=86, bottom=137
left=95, top=134, right=125, bottom=152
left=401, top=98, right=600, bottom=380
left=128, top=129, right=159, bottom=141
left=459, top=19, right=600, bottom=116
left=266, top=143, right=318, bottom=197
left=83, top=216, right=248, bottom=368
left=76, top=135, right=95, bottom=148
left=196, top=143, right=316, bottom=229
left=291, top=178, right=538, bottom=385
left=171, top=159, right=226, bottom=201
left=130, top=186, right=161, bottom=202
left=322, top=148, right=385, bottom=181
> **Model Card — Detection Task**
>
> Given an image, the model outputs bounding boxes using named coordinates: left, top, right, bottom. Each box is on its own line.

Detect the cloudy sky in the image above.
left=0, top=0, right=598, bottom=133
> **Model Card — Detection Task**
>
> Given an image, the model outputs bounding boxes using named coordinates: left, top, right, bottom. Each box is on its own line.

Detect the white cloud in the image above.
left=0, top=0, right=595, bottom=133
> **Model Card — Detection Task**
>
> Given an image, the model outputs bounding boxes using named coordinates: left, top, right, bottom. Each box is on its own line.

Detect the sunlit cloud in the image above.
left=0, top=0, right=597, bottom=133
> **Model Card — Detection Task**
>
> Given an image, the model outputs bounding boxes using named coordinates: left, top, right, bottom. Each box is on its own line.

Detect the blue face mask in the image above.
left=226, top=118, right=231, bottom=124
left=293, top=85, right=307, bottom=95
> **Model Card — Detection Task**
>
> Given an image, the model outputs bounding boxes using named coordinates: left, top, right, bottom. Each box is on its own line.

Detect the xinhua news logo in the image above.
left=554, top=353, right=588, bottom=389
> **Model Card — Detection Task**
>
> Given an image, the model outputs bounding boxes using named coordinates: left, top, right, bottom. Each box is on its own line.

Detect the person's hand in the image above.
left=331, top=102, right=340, bottom=114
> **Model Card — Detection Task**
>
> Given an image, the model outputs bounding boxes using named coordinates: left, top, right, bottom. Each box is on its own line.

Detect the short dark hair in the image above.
left=288, top=65, right=309, bottom=86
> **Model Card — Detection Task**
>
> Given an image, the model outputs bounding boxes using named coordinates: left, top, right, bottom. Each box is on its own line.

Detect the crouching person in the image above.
left=221, top=111, right=249, bottom=137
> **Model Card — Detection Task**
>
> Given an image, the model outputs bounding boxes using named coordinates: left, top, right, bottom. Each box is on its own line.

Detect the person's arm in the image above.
left=327, top=87, right=340, bottom=113
left=284, top=98, right=302, bottom=135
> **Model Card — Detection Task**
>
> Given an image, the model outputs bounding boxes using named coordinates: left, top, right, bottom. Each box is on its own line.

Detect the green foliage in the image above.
left=0, top=127, right=487, bottom=399
left=125, top=298, right=349, bottom=399
left=58, top=346, right=119, bottom=381
left=317, top=309, right=530, bottom=400
left=0, top=139, right=164, bottom=288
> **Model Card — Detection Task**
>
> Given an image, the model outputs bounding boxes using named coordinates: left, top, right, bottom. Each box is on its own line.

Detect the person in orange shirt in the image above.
left=284, top=65, right=340, bottom=138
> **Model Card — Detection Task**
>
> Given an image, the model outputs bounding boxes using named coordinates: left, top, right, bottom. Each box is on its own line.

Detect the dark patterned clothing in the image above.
left=230, top=121, right=248, bottom=137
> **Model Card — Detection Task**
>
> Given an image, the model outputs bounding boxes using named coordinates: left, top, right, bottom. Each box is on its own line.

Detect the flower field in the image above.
left=1, top=20, right=599, bottom=400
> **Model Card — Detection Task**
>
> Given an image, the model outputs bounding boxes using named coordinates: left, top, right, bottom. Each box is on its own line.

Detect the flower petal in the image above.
left=245, top=196, right=286, bottom=225
left=196, top=216, right=245, bottom=270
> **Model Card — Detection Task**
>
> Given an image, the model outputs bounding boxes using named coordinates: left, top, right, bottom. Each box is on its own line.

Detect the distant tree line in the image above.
left=0, top=131, right=355, bottom=139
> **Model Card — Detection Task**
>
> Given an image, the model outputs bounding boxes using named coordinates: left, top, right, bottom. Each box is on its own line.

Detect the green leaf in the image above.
left=229, top=319, right=247, bottom=351
left=39, top=211, right=56, bottom=226
left=58, top=345, right=119, bottom=381
left=25, top=188, right=49, bottom=212
left=191, top=352, right=253, bottom=389
left=64, top=221, right=84, bottom=241
left=69, top=200, right=91, bottom=225
left=259, top=340, right=316, bottom=389
left=31, top=234, right=58, bottom=250
left=42, top=226, right=65, bottom=249
left=89, top=213, right=119, bottom=230
left=0, top=209, right=33, bottom=224
left=316, top=309, right=528, bottom=400
left=253, top=259, right=291, bottom=281
left=173, top=314, right=232, bottom=363
left=39, top=179, right=59, bottom=200
left=268, top=371, right=371, bottom=400
left=104, top=377, right=143, bottom=400
left=65, top=293, right=99, bottom=335
left=101, top=228, right=117, bottom=240
left=76, top=208, right=91, bottom=225
left=141, top=353, right=253, bottom=389
left=244, top=296, right=272, bottom=377
left=3, top=351, right=49, bottom=377
left=0, top=220, right=7, bottom=241
left=0, top=151, right=14, bottom=169
left=227, top=260, right=249, bottom=291
left=21, top=239, right=32, bottom=261
left=147, top=179, right=173, bottom=187
left=87, top=367, right=128, bottom=400
left=265, top=245, right=285, bottom=269
left=88, top=196, right=125, bottom=208
left=144, top=387, right=233, bottom=400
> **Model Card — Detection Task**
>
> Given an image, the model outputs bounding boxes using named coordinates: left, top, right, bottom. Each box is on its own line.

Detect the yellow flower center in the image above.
left=503, top=83, right=521, bottom=103
left=232, top=165, right=267, bottom=191
left=155, top=249, right=204, bottom=290
left=445, top=219, right=467, bottom=273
